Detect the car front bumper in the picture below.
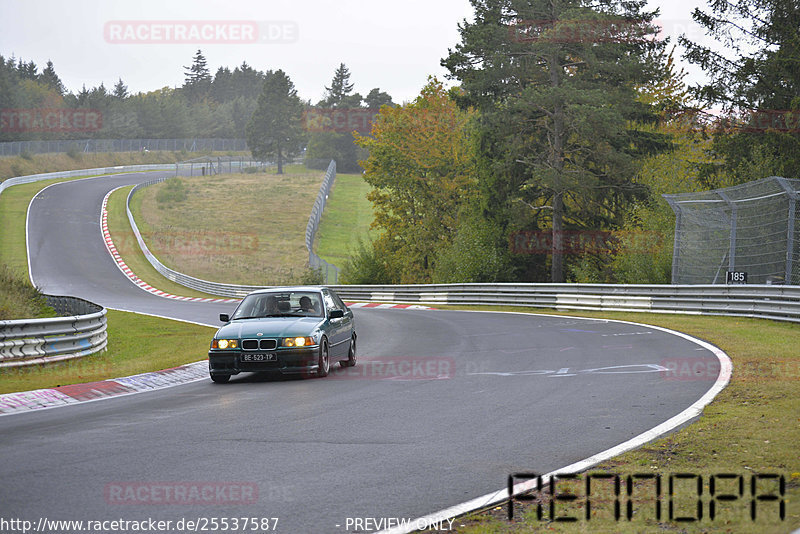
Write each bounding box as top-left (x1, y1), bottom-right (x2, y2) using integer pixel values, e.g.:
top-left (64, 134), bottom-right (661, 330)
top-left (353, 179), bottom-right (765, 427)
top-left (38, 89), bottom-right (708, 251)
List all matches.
top-left (208, 347), bottom-right (320, 376)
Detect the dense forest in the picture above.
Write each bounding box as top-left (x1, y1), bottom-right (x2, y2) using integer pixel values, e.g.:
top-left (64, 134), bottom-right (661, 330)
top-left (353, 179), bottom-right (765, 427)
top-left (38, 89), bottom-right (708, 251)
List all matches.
top-left (341, 0), bottom-right (800, 285)
top-left (2, 0), bottom-right (798, 285)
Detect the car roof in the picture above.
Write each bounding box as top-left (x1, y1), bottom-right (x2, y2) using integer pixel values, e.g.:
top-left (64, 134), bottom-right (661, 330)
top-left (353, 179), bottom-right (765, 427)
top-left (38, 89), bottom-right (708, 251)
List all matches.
top-left (245, 286), bottom-right (326, 296)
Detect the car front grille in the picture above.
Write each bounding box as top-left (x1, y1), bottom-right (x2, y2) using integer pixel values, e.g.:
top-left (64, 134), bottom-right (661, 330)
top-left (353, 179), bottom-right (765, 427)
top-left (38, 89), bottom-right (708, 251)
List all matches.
top-left (242, 339), bottom-right (278, 350)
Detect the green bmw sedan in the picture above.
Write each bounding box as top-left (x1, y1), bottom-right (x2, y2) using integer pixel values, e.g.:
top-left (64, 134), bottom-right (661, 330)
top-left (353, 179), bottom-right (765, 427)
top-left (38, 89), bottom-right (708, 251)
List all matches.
top-left (208, 286), bottom-right (356, 383)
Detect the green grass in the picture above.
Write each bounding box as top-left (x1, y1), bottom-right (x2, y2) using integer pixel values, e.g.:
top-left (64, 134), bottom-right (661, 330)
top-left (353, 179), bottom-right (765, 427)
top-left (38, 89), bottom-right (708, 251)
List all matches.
top-left (130, 164), bottom-right (322, 285)
top-left (0, 310), bottom-right (214, 394)
top-left (426, 306), bottom-right (800, 533)
top-left (0, 264), bottom-right (55, 320)
top-left (315, 172), bottom-right (375, 267)
top-left (0, 175), bottom-right (110, 279)
top-left (106, 186), bottom-right (222, 299)
top-left (0, 172), bottom-right (215, 393)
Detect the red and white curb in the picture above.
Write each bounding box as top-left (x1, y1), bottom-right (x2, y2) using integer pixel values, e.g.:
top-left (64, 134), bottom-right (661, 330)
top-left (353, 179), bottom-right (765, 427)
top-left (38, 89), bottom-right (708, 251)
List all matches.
top-left (0, 361), bottom-right (208, 417)
top-left (101, 188), bottom-right (239, 303)
top-left (100, 188), bottom-right (434, 310)
top-left (347, 302), bottom-right (432, 310)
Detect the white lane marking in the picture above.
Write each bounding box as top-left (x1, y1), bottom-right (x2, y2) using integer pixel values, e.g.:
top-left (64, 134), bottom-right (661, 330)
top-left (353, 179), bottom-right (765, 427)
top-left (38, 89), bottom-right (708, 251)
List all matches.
top-left (469, 363), bottom-right (669, 378)
top-left (100, 187), bottom-right (239, 304)
top-left (379, 311), bottom-right (733, 534)
top-left (551, 367), bottom-right (576, 377)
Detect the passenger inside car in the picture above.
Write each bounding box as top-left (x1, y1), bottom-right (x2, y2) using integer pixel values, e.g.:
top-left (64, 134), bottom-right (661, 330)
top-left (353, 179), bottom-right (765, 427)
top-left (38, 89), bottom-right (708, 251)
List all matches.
top-left (299, 295), bottom-right (317, 314)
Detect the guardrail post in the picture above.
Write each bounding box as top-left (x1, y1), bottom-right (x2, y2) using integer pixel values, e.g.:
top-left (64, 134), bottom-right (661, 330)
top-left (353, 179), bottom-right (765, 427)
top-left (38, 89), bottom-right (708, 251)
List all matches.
top-left (776, 177), bottom-right (798, 284)
top-left (718, 191), bottom-right (737, 275)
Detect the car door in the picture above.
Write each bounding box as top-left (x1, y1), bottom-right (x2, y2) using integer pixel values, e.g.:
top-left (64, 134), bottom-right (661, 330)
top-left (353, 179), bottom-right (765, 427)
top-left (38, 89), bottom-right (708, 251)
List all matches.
top-left (322, 289), bottom-right (347, 358)
top-left (329, 290), bottom-right (353, 358)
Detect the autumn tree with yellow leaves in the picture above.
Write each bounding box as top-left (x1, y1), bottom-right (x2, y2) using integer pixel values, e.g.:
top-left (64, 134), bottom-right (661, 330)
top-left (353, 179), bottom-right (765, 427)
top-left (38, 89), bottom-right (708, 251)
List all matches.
top-left (350, 79), bottom-right (477, 283)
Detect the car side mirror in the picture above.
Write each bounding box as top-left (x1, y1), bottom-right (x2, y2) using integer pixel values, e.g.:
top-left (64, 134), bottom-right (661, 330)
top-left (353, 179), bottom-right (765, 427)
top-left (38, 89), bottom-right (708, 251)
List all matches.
top-left (220, 314), bottom-right (230, 322)
top-left (329, 309), bottom-right (344, 319)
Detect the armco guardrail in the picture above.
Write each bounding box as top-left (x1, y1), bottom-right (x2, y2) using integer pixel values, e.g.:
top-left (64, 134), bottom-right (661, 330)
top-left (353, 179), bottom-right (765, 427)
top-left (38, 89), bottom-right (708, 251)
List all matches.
top-left (0, 163), bottom-right (179, 197)
top-left (305, 160), bottom-right (341, 284)
top-left (125, 159), bottom-right (340, 295)
top-left (0, 296), bottom-right (107, 368)
top-left (327, 283), bottom-right (800, 323)
top-left (126, 174), bottom-right (266, 299)
top-left (0, 160), bottom-right (264, 196)
top-left (0, 138), bottom-right (248, 157)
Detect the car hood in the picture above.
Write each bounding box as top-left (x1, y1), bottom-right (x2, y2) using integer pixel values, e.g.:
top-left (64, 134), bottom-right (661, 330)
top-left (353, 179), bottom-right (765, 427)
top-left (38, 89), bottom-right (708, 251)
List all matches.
top-left (216, 317), bottom-right (324, 339)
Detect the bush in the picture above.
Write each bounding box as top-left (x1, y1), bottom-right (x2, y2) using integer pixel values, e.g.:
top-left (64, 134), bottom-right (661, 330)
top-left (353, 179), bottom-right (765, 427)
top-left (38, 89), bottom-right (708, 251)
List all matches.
top-left (339, 238), bottom-right (391, 284)
top-left (432, 214), bottom-right (512, 283)
top-left (609, 200), bottom-right (674, 284)
top-left (156, 178), bottom-right (188, 206)
top-left (0, 264), bottom-right (54, 320)
top-left (66, 146), bottom-right (82, 160)
top-left (297, 267), bottom-right (323, 285)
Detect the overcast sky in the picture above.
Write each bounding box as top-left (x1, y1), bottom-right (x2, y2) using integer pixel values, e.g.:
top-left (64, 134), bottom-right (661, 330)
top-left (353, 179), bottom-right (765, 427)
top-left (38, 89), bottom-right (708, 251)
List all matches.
top-left (0, 0), bottom-right (718, 104)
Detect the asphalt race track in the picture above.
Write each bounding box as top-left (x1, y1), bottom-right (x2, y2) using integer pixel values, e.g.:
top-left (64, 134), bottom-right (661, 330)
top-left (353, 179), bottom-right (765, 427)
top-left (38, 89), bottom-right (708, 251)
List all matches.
top-left (0, 172), bottom-right (724, 533)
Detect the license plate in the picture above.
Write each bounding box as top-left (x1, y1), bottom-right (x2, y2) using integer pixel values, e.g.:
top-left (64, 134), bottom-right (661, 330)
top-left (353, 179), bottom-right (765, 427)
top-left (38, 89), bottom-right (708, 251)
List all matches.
top-left (242, 353), bottom-right (277, 362)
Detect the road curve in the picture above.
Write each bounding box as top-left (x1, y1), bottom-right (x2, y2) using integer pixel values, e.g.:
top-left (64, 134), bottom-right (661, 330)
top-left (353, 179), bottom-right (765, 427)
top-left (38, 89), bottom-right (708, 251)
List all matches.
top-left (0, 173), bottom-right (724, 533)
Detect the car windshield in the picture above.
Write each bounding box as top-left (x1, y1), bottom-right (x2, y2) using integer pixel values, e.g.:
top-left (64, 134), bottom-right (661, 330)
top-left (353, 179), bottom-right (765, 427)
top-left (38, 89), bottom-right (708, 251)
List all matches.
top-left (232, 291), bottom-right (323, 319)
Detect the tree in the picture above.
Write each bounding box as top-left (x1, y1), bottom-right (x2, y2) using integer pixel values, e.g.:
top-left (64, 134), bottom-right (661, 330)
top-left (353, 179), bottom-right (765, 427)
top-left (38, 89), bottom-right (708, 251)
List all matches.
top-left (39, 60), bottom-right (64, 96)
top-left (680, 0), bottom-right (800, 181)
top-left (76, 84), bottom-right (90, 107)
top-left (307, 63), bottom-right (363, 171)
top-left (113, 78), bottom-right (129, 99)
top-left (16, 59), bottom-right (37, 80)
top-left (246, 70), bottom-right (304, 174)
top-left (320, 63), bottom-right (356, 108)
top-left (182, 49), bottom-right (212, 102)
top-left (443, 0), bottom-right (669, 282)
top-left (365, 88), bottom-right (394, 109)
top-left (353, 79), bottom-right (477, 283)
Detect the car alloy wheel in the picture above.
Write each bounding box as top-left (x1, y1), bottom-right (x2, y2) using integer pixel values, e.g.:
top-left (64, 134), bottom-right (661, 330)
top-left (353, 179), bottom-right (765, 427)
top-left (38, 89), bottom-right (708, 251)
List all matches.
top-left (317, 339), bottom-right (330, 377)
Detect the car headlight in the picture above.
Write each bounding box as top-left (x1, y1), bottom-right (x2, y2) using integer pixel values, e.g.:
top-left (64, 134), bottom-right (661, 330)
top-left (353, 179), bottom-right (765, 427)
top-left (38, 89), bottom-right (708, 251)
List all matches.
top-left (283, 336), bottom-right (315, 347)
top-left (211, 339), bottom-right (238, 349)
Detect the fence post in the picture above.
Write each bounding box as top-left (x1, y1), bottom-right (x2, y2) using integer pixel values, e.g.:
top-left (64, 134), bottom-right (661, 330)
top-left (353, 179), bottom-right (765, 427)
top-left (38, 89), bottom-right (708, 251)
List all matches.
top-left (776, 177), bottom-right (798, 283)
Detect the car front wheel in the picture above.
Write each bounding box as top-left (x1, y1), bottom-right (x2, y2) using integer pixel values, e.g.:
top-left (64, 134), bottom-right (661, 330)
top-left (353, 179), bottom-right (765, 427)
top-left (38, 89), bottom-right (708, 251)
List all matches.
top-left (317, 338), bottom-right (330, 377)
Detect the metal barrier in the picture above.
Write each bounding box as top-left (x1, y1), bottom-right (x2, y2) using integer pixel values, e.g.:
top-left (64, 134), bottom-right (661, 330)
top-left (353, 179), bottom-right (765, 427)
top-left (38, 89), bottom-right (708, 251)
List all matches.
top-left (328, 283), bottom-right (800, 323)
top-left (124, 159), bottom-right (341, 293)
top-left (0, 160), bottom-right (264, 196)
top-left (0, 163), bottom-right (179, 195)
top-left (0, 296), bottom-right (107, 368)
top-left (125, 169), bottom-right (267, 298)
top-left (305, 160), bottom-right (341, 284)
top-left (0, 138), bottom-right (248, 157)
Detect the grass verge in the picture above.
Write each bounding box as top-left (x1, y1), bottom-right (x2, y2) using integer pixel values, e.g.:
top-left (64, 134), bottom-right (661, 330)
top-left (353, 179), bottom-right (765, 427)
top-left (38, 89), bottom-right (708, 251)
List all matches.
top-left (425, 305), bottom-right (799, 534)
top-left (106, 186), bottom-right (223, 299)
top-left (0, 175), bottom-right (113, 279)
top-left (0, 309), bottom-right (214, 394)
top-left (131, 164), bottom-right (321, 285)
top-left (0, 264), bottom-right (54, 320)
top-left (0, 170), bottom-right (215, 394)
top-left (315, 172), bottom-right (375, 268)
